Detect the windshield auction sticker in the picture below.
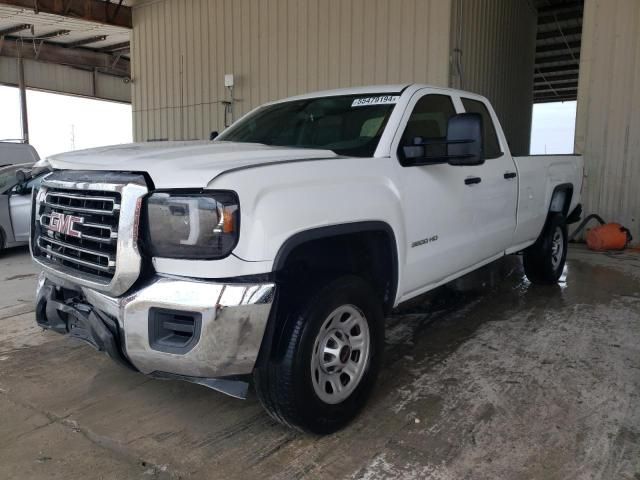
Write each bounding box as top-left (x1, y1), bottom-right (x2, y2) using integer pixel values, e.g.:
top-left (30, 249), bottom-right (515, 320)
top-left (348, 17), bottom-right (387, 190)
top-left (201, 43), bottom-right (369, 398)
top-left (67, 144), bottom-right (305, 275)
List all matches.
top-left (351, 95), bottom-right (400, 107)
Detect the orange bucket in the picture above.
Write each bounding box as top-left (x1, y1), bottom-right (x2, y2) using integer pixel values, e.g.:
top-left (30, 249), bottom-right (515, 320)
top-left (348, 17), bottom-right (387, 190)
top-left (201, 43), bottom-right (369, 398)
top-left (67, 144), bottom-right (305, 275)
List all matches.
top-left (586, 223), bottom-right (632, 251)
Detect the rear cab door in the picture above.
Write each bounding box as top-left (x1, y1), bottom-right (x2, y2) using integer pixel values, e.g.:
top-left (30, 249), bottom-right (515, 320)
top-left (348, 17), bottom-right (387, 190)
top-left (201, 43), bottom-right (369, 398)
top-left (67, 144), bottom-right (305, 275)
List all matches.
top-left (456, 93), bottom-right (518, 259)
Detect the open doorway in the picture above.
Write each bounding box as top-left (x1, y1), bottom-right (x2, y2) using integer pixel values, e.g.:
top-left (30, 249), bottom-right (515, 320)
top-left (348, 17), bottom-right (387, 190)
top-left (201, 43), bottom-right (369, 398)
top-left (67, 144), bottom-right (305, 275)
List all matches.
top-left (0, 85), bottom-right (132, 159)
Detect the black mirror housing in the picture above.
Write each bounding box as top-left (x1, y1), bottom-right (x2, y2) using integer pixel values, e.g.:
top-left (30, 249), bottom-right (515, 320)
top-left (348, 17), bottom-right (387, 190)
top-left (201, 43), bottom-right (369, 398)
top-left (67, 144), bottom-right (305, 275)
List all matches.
top-left (15, 169), bottom-right (28, 184)
top-left (399, 113), bottom-right (485, 167)
top-left (446, 113), bottom-right (484, 166)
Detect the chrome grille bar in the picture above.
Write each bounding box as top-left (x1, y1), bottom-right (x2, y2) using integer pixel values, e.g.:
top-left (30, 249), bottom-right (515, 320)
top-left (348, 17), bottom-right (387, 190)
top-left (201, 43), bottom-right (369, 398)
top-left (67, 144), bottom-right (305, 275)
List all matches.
top-left (41, 200), bottom-right (117, 216)
top-left (46, 191), bottom-right (120, 207)
top-left (37, 237), bottom-right (115, 273)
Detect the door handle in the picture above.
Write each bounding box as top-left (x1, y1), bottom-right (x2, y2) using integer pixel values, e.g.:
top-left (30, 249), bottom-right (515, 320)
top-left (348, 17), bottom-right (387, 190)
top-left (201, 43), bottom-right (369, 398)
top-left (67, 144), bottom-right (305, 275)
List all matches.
top-left (464, 176), bottom-right (482, 185)
top-left (504, 171), bottom-right (517, 179)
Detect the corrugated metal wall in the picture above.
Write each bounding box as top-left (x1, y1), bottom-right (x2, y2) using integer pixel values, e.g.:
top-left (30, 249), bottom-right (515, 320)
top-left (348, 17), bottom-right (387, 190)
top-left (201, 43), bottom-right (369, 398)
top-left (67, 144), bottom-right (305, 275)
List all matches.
top-left (0, 57), bottom-right (130, 103)
top-left (131, 0), bottom-right (452, 142)
top-left (450, 0), bottom-right (537, 155)
top-left (575, 0), bottom-right (640, 242)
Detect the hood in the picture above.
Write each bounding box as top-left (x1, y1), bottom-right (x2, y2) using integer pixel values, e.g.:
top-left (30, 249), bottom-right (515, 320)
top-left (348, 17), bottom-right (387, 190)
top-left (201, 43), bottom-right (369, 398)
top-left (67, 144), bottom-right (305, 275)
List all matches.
top-left (47, 141), bottom-right (339, 188)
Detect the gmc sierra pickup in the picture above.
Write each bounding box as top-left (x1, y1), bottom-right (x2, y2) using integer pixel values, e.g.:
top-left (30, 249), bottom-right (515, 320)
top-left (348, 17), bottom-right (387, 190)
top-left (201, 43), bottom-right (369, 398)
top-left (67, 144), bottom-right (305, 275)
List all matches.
top-left (30, 84), bottom-right (583, 433)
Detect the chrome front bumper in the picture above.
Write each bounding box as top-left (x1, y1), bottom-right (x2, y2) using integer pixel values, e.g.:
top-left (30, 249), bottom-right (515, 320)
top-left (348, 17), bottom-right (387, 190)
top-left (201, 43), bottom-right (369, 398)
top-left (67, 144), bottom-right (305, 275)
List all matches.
top-left (36, 272), bottom-right (276, 384)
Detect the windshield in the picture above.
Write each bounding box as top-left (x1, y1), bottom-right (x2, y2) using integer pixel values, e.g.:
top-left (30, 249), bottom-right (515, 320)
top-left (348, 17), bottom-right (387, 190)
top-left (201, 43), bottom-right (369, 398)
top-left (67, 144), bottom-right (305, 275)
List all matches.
top-left (217, 94), bottom-right (400, 157)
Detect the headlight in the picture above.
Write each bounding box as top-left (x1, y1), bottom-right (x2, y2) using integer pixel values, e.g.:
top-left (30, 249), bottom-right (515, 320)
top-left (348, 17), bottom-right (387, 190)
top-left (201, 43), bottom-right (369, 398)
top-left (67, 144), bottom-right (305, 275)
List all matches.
top-left (143, 191), bottom-right (239, 259)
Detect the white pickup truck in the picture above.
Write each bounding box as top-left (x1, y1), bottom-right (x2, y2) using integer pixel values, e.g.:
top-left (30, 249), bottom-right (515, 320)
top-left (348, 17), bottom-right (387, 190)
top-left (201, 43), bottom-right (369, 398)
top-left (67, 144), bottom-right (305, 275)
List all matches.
top-left (30, 84), bottom-right (583, 433)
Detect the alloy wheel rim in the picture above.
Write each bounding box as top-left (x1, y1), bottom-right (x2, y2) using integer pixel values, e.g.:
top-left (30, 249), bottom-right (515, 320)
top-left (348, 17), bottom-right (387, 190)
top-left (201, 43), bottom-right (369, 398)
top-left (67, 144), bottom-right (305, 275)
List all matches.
top-left (551, 226), bottom-right (564, 269)
top-left (311, 304), bottom-right (371, 404)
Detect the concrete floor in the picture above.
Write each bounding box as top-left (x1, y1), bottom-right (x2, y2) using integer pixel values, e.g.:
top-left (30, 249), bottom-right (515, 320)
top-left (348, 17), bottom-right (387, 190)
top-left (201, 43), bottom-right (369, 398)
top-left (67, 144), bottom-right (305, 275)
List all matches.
top-left (1, 246), bottom-right (639, 480)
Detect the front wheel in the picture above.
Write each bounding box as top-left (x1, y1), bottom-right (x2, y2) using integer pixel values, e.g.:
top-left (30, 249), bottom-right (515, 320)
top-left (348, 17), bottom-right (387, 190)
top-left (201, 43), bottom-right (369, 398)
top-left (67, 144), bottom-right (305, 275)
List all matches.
top-left (254, 275), bottom-right (384, 434)
top-left (523, 213), bottom-right (568, 284)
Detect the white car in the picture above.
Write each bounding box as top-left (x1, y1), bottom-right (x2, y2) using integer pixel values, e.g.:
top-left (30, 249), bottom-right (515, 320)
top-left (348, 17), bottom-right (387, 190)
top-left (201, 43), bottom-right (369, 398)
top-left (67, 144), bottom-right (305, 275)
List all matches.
top-left (31, 84), bottom-right (583, 433)
top-left (0, 163), bottom-right (47, 252)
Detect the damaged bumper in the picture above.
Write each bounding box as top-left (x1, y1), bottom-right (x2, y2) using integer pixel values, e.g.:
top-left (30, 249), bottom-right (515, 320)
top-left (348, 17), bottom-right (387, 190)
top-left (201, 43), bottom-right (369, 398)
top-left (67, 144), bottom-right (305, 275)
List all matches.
top-left (35, 272), bottom-right (276, 398)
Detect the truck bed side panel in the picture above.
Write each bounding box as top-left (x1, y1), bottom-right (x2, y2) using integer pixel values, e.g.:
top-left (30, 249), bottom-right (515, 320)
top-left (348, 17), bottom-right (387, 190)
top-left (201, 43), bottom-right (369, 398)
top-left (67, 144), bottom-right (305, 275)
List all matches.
top-left (512, 155), bottom-right (583, 248)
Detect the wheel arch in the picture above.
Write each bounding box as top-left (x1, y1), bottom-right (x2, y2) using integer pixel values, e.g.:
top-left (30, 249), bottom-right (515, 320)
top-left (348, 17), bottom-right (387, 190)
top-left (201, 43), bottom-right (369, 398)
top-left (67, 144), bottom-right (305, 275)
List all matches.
top-left (256, 221), bottom-right (399, 367)
top-left (273, 221), bottom-right (399, 312)
top-left (548, 183), bottom-right (574, 218)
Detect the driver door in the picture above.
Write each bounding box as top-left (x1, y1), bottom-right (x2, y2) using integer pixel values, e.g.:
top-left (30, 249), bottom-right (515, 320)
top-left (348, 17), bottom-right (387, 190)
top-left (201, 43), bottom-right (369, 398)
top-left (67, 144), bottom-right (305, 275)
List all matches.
top-left (394, 90), bottom-right (487, 299)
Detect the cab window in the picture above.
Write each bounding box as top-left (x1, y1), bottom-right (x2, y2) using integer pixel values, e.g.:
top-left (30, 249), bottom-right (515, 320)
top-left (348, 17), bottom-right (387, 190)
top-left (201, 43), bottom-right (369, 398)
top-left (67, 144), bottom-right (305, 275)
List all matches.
top-left (461, 98), bottom-right (502, 158)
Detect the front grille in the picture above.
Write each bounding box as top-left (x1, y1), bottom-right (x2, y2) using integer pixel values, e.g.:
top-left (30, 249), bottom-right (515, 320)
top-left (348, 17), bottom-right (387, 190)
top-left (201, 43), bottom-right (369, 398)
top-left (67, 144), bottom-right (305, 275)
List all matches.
top-left (31, 171), bottom-right (148, 296)
top-left (36, 188), bottom-right (121, 279)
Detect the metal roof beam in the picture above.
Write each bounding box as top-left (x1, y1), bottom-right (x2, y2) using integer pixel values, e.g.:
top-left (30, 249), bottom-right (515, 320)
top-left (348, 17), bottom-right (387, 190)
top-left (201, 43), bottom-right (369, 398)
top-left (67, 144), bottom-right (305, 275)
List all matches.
top-left (536, 40), bottom-right (581, 54)
top-left (535, 91), bottom-right (577, 97)
top-left (35, 29), bottom-right (71, 40)
top-left (535, 88), bottom-right (578, 96)
top-left (534, 96), bottom-right (577, 104)
top-left (100, 41), bottom-right (129, 52)
top-left (536, 52), bottom-right (581, 64)
top-left (534, 82), bottom-right (579, 92)
top-left (0, 0), bottom-right (132, 29)
top-left (537, 25), bottom-right (582, 41)
top-left (537, 2), bottom-right (583, 15)
top-left (0, 36), bottom-right (129, 77)
top-left (534, 73), bottom-right (579, 83)
top-left (539, 11), bottom-right (583, 26)
top-left (0, 24), bottom-right (32, 36)
top-left (535, 63), bottom-right (580, 75)
top-left (64, 35), bottom-right (107, 48)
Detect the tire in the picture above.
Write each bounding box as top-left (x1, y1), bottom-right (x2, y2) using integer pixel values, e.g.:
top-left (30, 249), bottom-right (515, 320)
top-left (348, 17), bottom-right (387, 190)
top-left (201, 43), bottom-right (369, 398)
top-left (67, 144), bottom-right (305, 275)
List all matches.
top-left (523, 213), bottom-right (568, 284)
top-left (254, 275), bottom-right (384, 434)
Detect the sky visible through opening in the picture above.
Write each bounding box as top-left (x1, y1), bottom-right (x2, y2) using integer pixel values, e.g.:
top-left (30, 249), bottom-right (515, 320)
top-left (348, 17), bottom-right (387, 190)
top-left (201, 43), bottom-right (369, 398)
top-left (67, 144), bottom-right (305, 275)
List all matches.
top-left (530, 101), bottom-right (577, 155)
top-left (1, 84), bottom-right (576, 159)
top-left (0, 85), bottom-right (132, 159)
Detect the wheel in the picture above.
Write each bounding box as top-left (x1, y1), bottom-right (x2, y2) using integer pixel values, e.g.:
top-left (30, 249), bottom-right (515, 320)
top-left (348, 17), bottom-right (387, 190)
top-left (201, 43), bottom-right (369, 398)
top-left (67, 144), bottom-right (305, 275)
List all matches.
top-left (523, 213), bottom-right (568, 284)
top-left (254, 275), bottom-right (384, 434)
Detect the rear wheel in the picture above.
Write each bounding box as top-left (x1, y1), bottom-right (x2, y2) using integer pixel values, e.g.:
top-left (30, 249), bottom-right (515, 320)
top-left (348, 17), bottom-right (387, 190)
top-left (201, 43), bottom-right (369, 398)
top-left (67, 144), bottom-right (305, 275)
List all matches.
top-left (254, 275), bottom-right (384, 434)
top-left (523, 213), bottom-right (567, 284)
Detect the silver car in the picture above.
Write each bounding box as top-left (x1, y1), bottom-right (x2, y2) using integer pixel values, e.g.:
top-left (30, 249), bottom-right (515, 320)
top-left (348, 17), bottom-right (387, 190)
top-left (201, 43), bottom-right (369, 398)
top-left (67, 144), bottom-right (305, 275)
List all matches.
top-left (0, 163), bottom-right (47, 252)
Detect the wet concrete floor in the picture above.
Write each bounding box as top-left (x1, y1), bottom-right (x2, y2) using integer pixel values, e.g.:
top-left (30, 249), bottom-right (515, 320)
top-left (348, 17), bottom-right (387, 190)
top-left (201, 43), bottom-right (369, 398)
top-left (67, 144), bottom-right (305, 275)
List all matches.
top-left (0, 246), bottom-right (639, 479)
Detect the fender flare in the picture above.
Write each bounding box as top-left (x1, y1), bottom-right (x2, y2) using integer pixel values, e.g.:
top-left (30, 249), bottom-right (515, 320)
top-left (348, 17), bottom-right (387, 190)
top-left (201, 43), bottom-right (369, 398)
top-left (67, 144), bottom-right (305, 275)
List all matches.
top-left (548, 183), bottom-right (574, 218)
top-left (273, 220), bottom-right (397, 268)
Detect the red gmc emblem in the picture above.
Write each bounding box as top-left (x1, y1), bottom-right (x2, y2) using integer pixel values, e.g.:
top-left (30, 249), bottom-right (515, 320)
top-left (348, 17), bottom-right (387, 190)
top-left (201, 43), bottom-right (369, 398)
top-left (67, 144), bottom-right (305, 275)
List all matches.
top-left (47, 212), bottom-right (84, 238)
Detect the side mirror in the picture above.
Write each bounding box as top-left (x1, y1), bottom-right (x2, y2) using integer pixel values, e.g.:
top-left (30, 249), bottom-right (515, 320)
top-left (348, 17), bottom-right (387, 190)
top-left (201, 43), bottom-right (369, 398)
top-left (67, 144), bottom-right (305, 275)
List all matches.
top-left (13, 169), bottom-right (31, 195)
top-left (446, 113), bottom-right (484, 166)
top-left (209, 131), bottom-right (219, 141)
top-left (15, 169), bottom-right (28, 184)
top-left (400, 113), bottom-right (484, 166)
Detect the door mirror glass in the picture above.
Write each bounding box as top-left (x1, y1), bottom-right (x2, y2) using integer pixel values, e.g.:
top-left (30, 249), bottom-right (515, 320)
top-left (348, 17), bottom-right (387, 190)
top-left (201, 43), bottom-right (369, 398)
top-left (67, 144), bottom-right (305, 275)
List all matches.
top-left (401, 113), bottom-right (484, 166)
top-left (446, 113), bottom-right (484, 166)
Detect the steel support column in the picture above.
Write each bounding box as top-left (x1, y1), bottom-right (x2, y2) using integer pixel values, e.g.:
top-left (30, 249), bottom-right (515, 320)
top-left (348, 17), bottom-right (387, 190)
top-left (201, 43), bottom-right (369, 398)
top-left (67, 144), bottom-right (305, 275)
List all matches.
top-left (17, 56), bottom-right (29, 144)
